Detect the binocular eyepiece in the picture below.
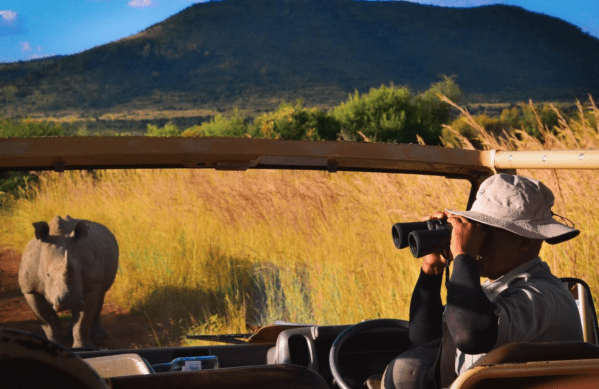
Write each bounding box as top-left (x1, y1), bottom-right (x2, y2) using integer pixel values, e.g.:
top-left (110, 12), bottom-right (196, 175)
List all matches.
top-left (392, 220), bottom-right (452, 258)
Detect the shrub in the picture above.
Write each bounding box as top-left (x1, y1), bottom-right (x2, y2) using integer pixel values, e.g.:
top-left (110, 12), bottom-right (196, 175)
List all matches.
top-left (0, 171), bottom-right (39, 199)
top-left (414, 75), bottom-right (463, 144)
top-left (182, 109), bottom-right (249, 138)
top-left (146, 122), bottom-right (181, 137)
top-left (499, 103), bottom-right (561, 140)
top-left (251, 100), bottom-right (341, 141)
top-left (332, 76), bottom-right (462, 144)
top-left (0, 117), bottom-right (66, 201)
top-left (332, 84), bottom-right (415, 143)
top-left (0, 117), bottom-right (66, 138)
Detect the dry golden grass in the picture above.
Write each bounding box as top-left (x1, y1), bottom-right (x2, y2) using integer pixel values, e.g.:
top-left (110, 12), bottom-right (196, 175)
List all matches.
top-left (1, 97), bottom-right (598, 345)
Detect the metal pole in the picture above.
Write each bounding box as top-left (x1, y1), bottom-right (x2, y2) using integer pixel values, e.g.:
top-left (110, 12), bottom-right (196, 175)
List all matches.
top-left (493, 150), bottom-right (599, 170)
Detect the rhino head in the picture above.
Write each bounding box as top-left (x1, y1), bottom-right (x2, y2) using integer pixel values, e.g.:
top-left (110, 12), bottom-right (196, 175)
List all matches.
top-left (34, 221), bottom-right (87, 312)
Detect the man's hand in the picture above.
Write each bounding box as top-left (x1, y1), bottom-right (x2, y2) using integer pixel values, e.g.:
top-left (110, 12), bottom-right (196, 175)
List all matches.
top-left (446, 215), bottom-right (487, 259)
top-left (420, 211), bottom-right (451, 276)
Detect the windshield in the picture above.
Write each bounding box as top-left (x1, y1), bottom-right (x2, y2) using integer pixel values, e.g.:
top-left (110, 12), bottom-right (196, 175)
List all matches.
top-left (1, 169), bottom-right (470, 349)
top-left (1, 0), bottom-right (599, 353)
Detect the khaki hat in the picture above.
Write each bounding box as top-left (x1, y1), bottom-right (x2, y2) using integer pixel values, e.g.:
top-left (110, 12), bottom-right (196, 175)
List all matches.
top-left (446, 173), bottom-right (579, 244)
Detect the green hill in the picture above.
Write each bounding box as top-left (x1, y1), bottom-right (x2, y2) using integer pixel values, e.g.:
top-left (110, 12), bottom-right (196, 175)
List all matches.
top-left (1, 0), bottom-right (598, 115)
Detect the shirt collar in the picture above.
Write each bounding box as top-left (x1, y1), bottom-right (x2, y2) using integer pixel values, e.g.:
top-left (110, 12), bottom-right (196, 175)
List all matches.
top-left (482, 257), bottom-right (543, 300)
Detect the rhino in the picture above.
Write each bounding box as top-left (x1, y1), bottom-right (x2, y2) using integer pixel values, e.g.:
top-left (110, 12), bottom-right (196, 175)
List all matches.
top-left (18, 215), bottom-right (119, 348)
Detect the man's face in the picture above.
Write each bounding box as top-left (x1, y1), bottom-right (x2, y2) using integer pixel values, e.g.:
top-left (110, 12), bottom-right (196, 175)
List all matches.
top-left (475, 225), bottom-right (523, 279)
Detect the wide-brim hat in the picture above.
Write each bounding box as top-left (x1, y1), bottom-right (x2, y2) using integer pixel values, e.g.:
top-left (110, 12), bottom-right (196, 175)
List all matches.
top-left (446, 173), bottom-right (579, 244)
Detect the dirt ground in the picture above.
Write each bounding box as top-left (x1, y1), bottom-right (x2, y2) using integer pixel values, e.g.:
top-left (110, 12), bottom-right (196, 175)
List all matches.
top-left (0, 247), bottom-right (164, 350)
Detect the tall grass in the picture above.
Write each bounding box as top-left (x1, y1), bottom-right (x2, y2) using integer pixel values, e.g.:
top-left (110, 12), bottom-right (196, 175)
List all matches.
top-left (0, 169), bottom-right (468, 343)
top-left (1, 97), bottom-right (598, 346)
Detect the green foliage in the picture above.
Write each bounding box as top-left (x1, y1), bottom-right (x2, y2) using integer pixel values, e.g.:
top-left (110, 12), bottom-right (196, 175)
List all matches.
top-left (0, 117), bottom-right (66, 138)
top-left (250, 100), bottom-right (341, 141)
top-left (0, 172), bottom-right (39, 207)
top-left (414, 75), bottom-right (464, 144)
top-left (443, 102), bottom-right (566, 148)
top-left (146, 122), bottom-right (182, 137)
top-left (0, 117), bottom-right (66, 201)
top-left (332, 84), bottom-right (413, 142)
top-left (332, 76), bottom-right (462, 144)
top-left (499, 103), bottom-right (560, 139)
top-left (182, 108), bottom-right (249, 138)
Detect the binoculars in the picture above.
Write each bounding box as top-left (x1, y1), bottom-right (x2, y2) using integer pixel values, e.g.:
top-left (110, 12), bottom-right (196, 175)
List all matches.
top-left (392, 220), bottom-right (452, 258)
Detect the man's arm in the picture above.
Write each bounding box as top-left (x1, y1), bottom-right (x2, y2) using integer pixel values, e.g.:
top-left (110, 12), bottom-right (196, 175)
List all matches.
top-left (446, 254), bottom-right (498, 354)
top-left (409, 269), bottom-right (444, 345)
top-left (408, 211), bottom-right (450, 346)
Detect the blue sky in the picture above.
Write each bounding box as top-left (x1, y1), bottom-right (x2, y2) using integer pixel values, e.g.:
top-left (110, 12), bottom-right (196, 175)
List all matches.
top-left (1, 0), bottom-right (598, 63)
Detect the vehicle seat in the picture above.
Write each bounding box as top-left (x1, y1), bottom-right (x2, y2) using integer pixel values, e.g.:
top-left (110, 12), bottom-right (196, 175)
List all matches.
top-left (470, 341), bottom-right (599, 366)
top-left (449, 341), bottom-right (599, 389)
top-left (447, 278), bottom-right (599, 389)
top-left (561, 277), bottom-right (599, 345)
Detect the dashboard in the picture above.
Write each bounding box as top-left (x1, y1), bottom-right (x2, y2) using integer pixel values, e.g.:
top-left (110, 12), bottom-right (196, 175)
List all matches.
top-left (267, 321), bottom-right (411, 386)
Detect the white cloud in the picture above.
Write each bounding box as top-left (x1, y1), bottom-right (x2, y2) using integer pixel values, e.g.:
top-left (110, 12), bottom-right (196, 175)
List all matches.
top-left (128, 0), bottom-right (158, 8)
top-left (20, 41), bottom-right (32, 53)
top-left (29, 53), bottom-right (53, 60)
top-left (0, 10), bottom-right (17, 25)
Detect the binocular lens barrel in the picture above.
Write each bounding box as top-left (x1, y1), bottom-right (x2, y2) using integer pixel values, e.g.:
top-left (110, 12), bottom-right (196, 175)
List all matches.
top-left (408, 229), bottom-right (451, 258)
top-left (391, 221), bottom-right (430, 249)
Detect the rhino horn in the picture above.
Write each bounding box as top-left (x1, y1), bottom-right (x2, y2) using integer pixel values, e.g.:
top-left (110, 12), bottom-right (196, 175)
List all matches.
top-left (33, 222), bottom-right (50, 241)
top-left (72, 221), bottom-right (88, 241)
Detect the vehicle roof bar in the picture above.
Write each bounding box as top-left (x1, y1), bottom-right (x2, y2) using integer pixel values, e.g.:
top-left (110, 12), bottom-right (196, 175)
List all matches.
top-left (1, 138), bottom-right (597, 177)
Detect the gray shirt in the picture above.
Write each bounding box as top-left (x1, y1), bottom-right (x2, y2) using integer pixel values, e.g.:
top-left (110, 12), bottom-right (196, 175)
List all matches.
top-left (455, 257), bottom-right (584, 375)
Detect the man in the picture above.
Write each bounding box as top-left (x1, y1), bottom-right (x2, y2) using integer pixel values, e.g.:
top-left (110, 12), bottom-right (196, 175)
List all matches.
top-left (382, 173), bottom-right (583, 389)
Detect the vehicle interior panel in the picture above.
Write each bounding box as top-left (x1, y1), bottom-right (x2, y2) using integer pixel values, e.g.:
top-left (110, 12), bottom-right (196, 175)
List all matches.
top-left (76, 343), bottom-right (275, 367)
top-left (106, 364), bottom-right (330, 389)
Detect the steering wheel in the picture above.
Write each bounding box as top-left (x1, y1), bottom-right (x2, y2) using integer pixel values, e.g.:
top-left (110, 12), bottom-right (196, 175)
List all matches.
top-left (329, 319), bottom-right (409, 389)
top-left (0, 328), bottom-right (109, 389)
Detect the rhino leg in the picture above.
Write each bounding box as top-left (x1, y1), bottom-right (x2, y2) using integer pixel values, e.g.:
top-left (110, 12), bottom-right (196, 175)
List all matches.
top-left (90, 292), bottom-right (107, 341)
top-left (22, 292), bottom-right (62, 344)
top-left (72, 290), bottom-right (103, 348)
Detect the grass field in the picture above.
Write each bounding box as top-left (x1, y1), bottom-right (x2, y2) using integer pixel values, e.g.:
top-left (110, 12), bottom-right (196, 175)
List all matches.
top-left (1, 98), bottom-right (598, 346)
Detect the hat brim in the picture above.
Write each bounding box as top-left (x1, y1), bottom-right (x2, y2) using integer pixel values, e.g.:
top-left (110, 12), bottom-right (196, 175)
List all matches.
top-left (445, 209), bottom-right (580, 244)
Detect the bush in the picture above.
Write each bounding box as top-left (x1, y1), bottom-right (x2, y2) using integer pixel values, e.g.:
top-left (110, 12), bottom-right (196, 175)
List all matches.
top-left (146, 122), bottom-right (181, 137)
top-left (182, 109), bottom-right (249, 138)
top-left (0, 171), bottom-right (39, 198)
top-left (332, 84), bottom-right (415, 143)
top-left (0, 117), bottom-right (66, 201)
top-left (0, 117), bottom-right (66, 138)
top-left (250, 100), bottom-right (341, 141)
top-left (443, 101), bottom-right (570, 148)
top-left (414, 75), bottom-right (463, 144)
top-left (499, 103), bottom-right (561, 140)
top-left (332, 76), bottom-right (462, 144)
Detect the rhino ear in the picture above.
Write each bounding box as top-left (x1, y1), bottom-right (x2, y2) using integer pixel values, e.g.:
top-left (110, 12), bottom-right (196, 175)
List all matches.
top-left (33, 222), bottom-right (50, 241)
top-left (72, 222), bottom-right (88, 241)
top-left (65, 215), bottom-right (72, 221)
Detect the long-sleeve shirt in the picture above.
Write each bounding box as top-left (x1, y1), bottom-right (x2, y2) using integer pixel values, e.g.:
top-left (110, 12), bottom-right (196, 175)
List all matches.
top-left (408, 255), bottom-right (584, 375)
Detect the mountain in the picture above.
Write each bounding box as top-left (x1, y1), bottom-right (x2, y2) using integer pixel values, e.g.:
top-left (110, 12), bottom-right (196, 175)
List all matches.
top-left (1, 0), bottom-right (599, 115)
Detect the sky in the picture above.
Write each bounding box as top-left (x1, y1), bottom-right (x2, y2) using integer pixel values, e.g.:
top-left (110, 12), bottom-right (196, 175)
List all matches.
top-left (1, 0), bottom-right (598, 64)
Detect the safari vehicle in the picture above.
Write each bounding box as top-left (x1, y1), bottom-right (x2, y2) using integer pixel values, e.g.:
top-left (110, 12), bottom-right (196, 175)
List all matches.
top-left (1, 136), bottom-right (599, 389)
